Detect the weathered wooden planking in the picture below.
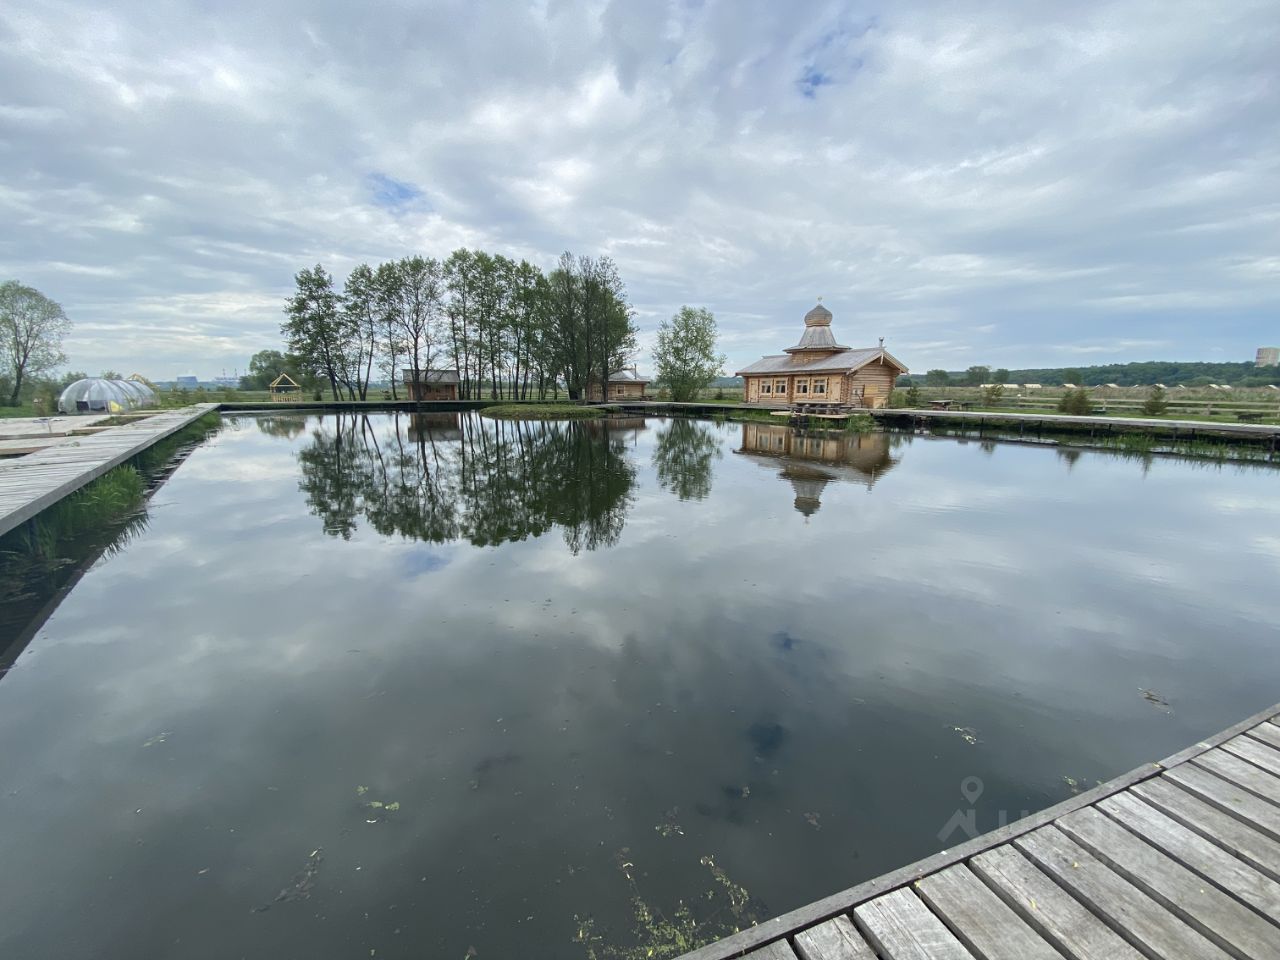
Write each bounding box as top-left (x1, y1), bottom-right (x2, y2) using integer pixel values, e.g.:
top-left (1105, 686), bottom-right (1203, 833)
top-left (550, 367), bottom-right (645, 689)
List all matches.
top-left (1193, 748), bottom-right (1280, 805)
top-left (969, 845), bottom-right (1144, 960)
top-left (1015, 825), bottom-right (1232, 959)
top-left (791, 915), bottom-right (876, 960)
top-left (1164, 764), bottom-right (1280, 842)
top-left (1056, 805), bottom-right (1278, 958)
top-left (913, 864), bottom-right (1063, 959)
top-left (1222, 735), bottom-right (1280, 779)
top-left (1131, 777), bottom-right (1280, 882)
top-left (674, 702), bottom-right (1280, 960)
top-left (747, 941), bottom-right (801, 960)
top-left (0, 405), bottom-right (217, 537)
top-left (853, 888), bottom-right (976, 960)
top-left (1098, 791), bottom-right (1280, 923)
top-left (1247, 722), bottom-right (1280, 752)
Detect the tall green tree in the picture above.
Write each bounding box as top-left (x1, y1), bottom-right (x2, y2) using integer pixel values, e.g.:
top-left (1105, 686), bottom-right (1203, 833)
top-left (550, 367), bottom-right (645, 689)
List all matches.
top-left (282, 265), bottom-right (348, 400)
top-left (0, 281), bottom-right (72, 406)
top-left (243, 350), bottom-right (289, 389)
top-left (965, 365), bottom-right (990, 386)
top-left (925, 369), bottom-right (951, 387)
top-left (444, 249), bottom-right (478, 398)
top-left (654, 306), bottom-right (726, 402)
top-left (342, 263), bottom-right (380, 400)
top-left (396, 256), bottom-right (445, 397)
top-left (373, 261), bottom-right (405, 399)
top-left (544, 253), bottom-right (635, 400)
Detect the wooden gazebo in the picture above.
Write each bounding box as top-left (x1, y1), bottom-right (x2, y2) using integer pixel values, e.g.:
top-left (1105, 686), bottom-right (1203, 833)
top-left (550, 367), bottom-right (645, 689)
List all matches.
top-left (269, 373), bottom-right (301, 401)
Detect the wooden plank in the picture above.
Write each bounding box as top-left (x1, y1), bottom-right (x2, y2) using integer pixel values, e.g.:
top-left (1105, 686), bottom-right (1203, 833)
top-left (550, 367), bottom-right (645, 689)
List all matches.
top-left (1098, 791), bottom-right (1280, 923)
top-left (672, 702), bottom-right (1280, 960)
top-left (1194, 748), bottom-right (1280, 805)
top-left (746, 941), bottom-right (800, 960)
top-left (1133, 777), bottom-right (1280, 882)
top-left (1158, 701), bottom-right (1280, 769)
top-left (853, 888), bottom-right (976, 960)
top-left (1223, 735), bottom-right (1280, 779)
top-left (673, 762), bottom-right (1166, 960)
top-left (792, 915), bottom-right (876, 960)
top-left (1015, 825), bottom-right (1232, 959)
top-left (970, 845), bottom-right (1144, 960)
top-left (1247, 722), bottom-right (1280, 752)
top-left (1165, 764), bottom-right (1280, 842)
top-left (0, 405), bottom-right (217, 537)
top-left (913, 864), bottom-right (1063, 959)
top-left (1056, 806), bottom-right (1278, 958)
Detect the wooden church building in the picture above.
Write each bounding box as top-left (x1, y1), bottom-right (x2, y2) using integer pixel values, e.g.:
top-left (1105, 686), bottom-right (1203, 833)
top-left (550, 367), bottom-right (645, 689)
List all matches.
top-left (736, 302), bottom-right (907, 408)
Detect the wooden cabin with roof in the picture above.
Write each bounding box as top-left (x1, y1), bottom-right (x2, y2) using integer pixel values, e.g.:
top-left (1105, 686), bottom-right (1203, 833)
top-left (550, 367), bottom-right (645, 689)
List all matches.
top-left (736, 302), bottom-right (907, 409)
top-left (403, 369), bottom-right (461, 401)
top-left (586, 366), bottom-right (651, 402)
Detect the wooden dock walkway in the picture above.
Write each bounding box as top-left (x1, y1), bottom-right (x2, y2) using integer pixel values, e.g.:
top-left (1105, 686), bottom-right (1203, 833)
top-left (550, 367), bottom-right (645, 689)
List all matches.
top-left (0, 404), bottom-right (217, 538)
top-left (875, 407), bottom-right (1280, 442)
top-left (679, 701), bottom-right (1280, 960)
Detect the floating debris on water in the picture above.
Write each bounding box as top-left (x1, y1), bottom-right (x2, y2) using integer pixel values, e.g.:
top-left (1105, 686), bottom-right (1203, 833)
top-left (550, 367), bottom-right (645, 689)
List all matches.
top-left (1061, 776), bottom-right (1103, 795)
top-left (803, 812), bottom-right (821, 830)
top-left (654, 807), bottom-right (684, 838)
top-left (356, 787), bottom-right (401, 822)
top-left (1140, 688), bottom-right (1171, 709)
top-left (952, 726), bottom-right (980, 745)
top-left (253, 847), bottom-right (323, 912)
top-left (142, 732), bottom-right (171, 748)
top-left (573, 849), bottom-right (760, 959)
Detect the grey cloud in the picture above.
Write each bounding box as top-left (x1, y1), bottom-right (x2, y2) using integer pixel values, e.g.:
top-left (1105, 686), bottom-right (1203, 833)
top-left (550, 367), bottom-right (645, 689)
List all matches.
top-left (0, 0), bottom-right (1276, 376)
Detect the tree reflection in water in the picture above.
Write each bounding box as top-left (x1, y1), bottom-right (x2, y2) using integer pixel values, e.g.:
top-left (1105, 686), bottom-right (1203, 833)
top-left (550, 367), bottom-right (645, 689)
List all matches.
top-left (651, 419), bottom-right (722, 501)
top-left (293, 412), bottom-right (637, 554)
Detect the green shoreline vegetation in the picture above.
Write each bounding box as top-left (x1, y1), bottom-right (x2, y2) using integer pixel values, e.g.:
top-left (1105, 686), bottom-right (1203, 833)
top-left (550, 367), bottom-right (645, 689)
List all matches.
top-left (480, 404), bottom-right (604, 420)
top-left (0, 411), bottom-right (222, 646)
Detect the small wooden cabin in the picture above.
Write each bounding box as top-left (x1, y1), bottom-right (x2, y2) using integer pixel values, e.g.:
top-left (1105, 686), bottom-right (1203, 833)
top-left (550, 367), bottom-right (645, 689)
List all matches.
top-left (586, 367), bottom-right (650, 402)
top-left (736, 303), bottom-right (907, 409)
top-left (403, 369), bottom-right (461, 401)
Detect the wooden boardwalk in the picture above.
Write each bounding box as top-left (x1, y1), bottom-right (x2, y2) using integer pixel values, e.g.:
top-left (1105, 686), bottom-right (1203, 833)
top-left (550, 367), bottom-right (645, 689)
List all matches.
top-left (679, 701), bottom-right (1280, 960)
top-left (0, 404), bottom-right (217, 538)
top-left (876, 407), bottom-right (1280, 441)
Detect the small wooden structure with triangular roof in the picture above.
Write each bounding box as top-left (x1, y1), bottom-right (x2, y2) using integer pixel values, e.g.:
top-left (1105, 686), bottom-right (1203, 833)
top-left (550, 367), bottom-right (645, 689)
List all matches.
top-left (269, 373), bottom-right (301, 401)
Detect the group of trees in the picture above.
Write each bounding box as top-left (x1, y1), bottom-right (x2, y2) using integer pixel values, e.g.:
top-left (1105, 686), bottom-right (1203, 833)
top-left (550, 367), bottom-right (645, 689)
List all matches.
top-left (281, 250), bottom-right (639, 402)
top-left (1, 281), bottom-right (72, 406)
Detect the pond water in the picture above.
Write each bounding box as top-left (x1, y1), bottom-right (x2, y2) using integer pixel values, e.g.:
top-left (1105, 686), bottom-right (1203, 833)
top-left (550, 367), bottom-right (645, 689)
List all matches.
top-left (1, 412), bottom-right (1277, 959)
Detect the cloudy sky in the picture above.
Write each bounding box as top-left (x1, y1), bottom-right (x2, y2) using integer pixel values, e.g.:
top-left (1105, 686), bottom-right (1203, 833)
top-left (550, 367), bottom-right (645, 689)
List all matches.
top-left (2, 0), bottom-right (1277, 378)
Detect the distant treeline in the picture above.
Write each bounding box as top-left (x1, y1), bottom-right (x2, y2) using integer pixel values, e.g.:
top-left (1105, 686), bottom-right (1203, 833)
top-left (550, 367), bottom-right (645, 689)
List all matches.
top-left (901, 361), bottom-right (1280, 388)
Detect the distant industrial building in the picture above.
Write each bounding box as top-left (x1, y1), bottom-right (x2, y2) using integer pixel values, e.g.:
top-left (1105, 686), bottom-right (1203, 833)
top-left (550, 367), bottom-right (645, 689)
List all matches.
top-left (176, 374), bottom-right (199, 390)
top-left (1258, 347), bottom-right (1280, 368)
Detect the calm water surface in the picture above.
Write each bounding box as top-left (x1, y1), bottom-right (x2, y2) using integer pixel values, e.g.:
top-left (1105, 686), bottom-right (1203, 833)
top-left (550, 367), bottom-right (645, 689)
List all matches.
top-left (1, 412), bottom-right (1277, 959)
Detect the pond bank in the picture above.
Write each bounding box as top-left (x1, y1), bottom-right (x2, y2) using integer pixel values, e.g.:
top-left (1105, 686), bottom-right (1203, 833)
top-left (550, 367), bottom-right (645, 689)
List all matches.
top-left (0, 404), bottom-right (221, 538)
top-left (601, 401), bottom-right (1280, 463)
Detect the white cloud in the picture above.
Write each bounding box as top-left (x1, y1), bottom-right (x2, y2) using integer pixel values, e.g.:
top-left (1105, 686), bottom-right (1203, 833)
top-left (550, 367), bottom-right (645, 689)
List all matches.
top-left (0, 0), bottom-right (1276, 376)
